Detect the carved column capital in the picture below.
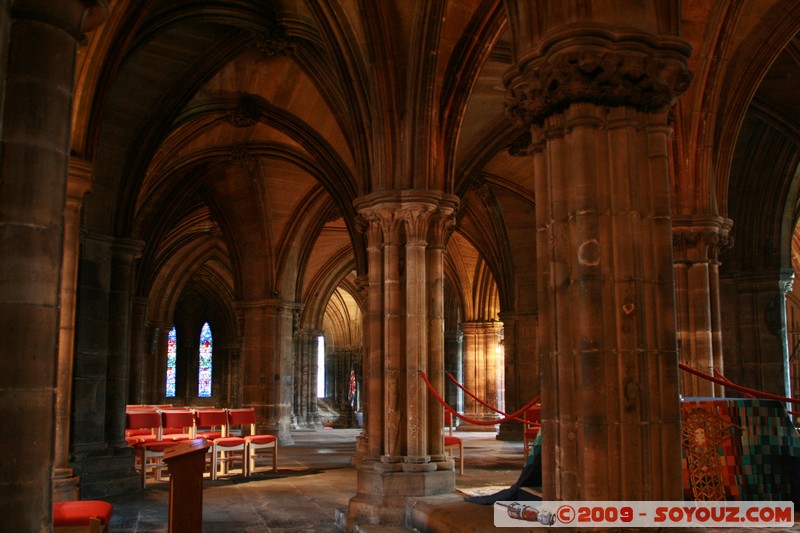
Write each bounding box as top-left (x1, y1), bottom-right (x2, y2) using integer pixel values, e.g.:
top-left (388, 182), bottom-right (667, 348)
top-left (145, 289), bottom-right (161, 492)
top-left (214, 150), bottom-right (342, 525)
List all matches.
top-left (504, 28), bottom-right (691, 129)
top-left (672, 216), bottom-right (733, 263)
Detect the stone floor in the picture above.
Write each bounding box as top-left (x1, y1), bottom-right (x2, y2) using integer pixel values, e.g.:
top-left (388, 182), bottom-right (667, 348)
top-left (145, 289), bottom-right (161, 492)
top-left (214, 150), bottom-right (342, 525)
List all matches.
top-left (106, 428), bottom-right (800, 532)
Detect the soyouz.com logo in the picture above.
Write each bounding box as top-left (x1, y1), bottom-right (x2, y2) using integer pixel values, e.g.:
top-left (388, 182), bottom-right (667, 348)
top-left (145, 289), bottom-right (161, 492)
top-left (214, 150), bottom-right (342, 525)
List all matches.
top-left (493, 501), bottom-right (795, 528)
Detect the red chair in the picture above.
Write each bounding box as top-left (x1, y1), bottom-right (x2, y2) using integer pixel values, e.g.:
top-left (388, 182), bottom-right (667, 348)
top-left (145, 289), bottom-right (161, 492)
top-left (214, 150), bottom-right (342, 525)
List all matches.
top-left (53, 500), bottom-right (113, 533)
top-left (227, 408), bottom-right (278, 475)
top-left (124, 408), bottom-right (159, 445)
top-left (160, 409), bottom-right (196, 441)
top-left (523, 405), bottom-right (541, 459)
top-left (193, 407), bottom-right (224, 440)
top-left (125, 410), bottom-right (178, 487)
top-left (195, 409), bottom-right (245, 479)
top-left (444, 410), bottom-right (464, 475)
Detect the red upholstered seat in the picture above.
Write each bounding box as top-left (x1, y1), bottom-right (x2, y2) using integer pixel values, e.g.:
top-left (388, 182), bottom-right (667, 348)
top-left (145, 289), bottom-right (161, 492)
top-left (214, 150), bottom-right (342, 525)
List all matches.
top-left (54, 500), bottom-right (113, 533)
top-left (246, 434), bottom-right (276, 445)
top-left (213, 436), bottom-right (245, 447)
top-left (53, 500), bottom-right (113, 526)
top-left (444, 435), bottom-right (461, 447)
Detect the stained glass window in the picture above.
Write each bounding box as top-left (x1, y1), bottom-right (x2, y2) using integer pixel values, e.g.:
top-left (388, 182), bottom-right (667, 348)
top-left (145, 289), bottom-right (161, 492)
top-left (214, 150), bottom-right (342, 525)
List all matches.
top-left (166, 327), bottom-right (177, 397)
top-left (198, 322), bottom-right (213, 397)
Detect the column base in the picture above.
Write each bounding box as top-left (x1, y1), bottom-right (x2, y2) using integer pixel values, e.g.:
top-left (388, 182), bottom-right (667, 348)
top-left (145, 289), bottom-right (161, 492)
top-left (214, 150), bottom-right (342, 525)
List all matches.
top-left (496, 421), bottom-right (524, 441)
top-left (456, 422), bottom-right (498, 432)
top-left (52, 468), bottom-right (80, 502)
top-left (346, 465), bottom-right (455, 530)
top-left (70, 445), bottom-right (139, 499)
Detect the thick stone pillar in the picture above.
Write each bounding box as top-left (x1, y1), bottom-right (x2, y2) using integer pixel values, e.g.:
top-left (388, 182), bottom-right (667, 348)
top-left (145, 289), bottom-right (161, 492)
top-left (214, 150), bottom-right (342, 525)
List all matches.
top-left (497, 311), bottom-right (538, 441)
top-left (504, 2), bottom-right (691, 500)
top-left (71, 233), bottom-right (139, 498)
top-left (238, 298), bottom-right (293, 444)
top-left (53, 158), bottom-right (92, 502)
top-left (106, 238), bottom-right (144, 446)
top-left (347, 191), bottom-right (457, 528)
top-left (672, 215), bottom-right (733, 397)
top-left (724, 269), bottom-right (794, 397)
top-left (0, 1), bottom-right (107, 527)
top-left (460, 321), bottom-right (503, 429)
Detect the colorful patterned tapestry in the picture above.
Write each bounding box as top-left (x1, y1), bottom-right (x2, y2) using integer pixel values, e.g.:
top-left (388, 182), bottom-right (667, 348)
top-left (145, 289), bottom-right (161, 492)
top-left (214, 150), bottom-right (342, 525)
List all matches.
top-left (680, 398), bottom-right (800, 502)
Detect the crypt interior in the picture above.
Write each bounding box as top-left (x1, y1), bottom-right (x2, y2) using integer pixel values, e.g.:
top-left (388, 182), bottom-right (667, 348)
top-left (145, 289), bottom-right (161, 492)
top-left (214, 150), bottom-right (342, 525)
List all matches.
top-left (4, 0), bottom-right (800, 530)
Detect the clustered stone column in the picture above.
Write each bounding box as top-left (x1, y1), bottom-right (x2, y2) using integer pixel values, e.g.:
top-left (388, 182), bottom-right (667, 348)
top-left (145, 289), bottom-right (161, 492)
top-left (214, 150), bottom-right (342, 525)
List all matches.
top-left (723, 269), bottom-right (794, 397)
top-left (672, 215), bottom-right (732, 397)
top-left (348, 191), bottom-right (457, 527)
top-left (460, 320), bottom-right (504, 427)
top-left (503, 8), bottom-right (692, 499)
top-left (293, 328), bottom-right (323, 429)
top-left (0, 1), bottom-right (107, 528)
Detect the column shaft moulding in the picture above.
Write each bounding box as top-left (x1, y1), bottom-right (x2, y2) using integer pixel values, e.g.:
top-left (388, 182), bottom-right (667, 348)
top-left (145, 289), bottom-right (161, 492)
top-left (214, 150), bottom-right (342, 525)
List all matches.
top-left (503, 0), bottom-right (692, 501)
top-left (348, 191), bottom-right (457, 528)
top-left (672, 215), bottom-right (732, 397)
top-left (53, 158), bottom-right (93, 502)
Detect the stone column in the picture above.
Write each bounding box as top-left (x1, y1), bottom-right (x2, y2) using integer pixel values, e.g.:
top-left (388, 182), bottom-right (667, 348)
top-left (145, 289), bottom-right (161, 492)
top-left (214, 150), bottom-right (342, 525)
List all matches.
top-left (672, 215), bottom-right (733, 397)
top-left (725, 269), bottom-right (794, 397)
top-left (426, 205), bottom-right (456, 461)
top-left (503, 3), bottom-right (691, 500)
top-left (497, 311), bottom-right (539, 441)
top-left (293, 328), bottom-right (322, 429)
top-left (460, 321), bottom-right (503, 428)
top-left (53, 158), bottom-right (92, 502)
top-left (151, 322), bottom-right (170, 402)
top-left (129, 297), bottom-right (150, 405)
top-left (348, 191), bottom-right (458, 528)
top-left (0, 1), bottom-right (107, 527)
top-left (444, 329), bottom-right (463, 413)
top-left (106, 238), bottom-right (144, 446)
top-left (238, 298), bottom-right (293, 443)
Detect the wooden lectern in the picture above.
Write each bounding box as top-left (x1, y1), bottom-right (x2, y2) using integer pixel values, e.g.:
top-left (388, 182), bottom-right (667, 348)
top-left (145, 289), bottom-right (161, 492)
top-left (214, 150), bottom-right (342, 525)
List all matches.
top-left (163, 438), bottom-right (210, 533)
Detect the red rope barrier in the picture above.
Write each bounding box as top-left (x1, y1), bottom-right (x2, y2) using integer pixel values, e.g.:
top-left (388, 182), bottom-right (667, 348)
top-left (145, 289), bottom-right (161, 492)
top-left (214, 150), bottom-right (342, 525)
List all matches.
top-left (679, 363), bottom-right (800, 406)
top-left (420, 371), bottom-right (539, 426)
top-left (712, 369), bottom-right (755, 399)
top-left (446, 372), bottom-right (541, 420)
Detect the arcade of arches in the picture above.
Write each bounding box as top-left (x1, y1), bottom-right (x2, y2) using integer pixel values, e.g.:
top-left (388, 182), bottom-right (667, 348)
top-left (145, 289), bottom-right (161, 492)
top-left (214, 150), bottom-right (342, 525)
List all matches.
top-left (4, 0), bottom-right (800, 530)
